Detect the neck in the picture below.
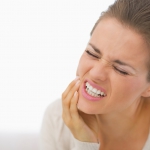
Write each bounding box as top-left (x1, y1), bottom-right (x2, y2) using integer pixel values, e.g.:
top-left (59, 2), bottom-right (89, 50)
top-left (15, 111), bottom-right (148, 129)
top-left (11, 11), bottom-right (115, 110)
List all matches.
top-left (96, 98), bottom-right (148, 142)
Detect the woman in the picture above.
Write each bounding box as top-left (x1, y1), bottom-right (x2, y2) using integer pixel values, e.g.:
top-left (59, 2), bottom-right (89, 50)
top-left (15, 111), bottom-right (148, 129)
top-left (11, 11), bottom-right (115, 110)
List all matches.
top-left (40, 0), bottom-right (150, 149)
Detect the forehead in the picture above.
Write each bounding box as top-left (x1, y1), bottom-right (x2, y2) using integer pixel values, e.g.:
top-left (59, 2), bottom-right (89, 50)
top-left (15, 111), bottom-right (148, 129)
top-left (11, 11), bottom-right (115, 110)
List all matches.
top-left (90, 18), bottom-right (149, 71)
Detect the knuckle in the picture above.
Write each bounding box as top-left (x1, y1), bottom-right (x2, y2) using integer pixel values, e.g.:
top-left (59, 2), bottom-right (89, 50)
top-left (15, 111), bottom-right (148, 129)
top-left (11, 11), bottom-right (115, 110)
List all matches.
top-left (70, 108), bottom-right (76, 114)
top-left (66, 122), bottom-right (72, 127)
top-left (69, 81), bottom-right (74, 87)
top-left (62, 92), bottom-right (65, 99)
top-left (63, 118), bottom-right (72, 127)
top-left (62, 88), bottom-right (70, 98)
top-left (63, 99), bottom-right (70, 105)
top-left (69, 80), bottom-right (76, 88)
top-left (62, 113), bottom-right (72, 127)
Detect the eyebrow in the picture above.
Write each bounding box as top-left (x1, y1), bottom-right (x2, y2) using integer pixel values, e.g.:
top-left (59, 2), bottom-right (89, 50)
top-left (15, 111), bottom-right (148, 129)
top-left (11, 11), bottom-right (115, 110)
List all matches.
top-left (88, 43), bottom-right (136, 71)
top-left (113, 60), bottom-right (136, 71)
top-left (89, 43), bottom-right (101, 54)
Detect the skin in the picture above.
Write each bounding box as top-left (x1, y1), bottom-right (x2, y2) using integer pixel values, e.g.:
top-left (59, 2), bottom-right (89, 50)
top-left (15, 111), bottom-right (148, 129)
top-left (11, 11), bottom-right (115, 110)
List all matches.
top-left (62, 18), bottom-right (150, 150)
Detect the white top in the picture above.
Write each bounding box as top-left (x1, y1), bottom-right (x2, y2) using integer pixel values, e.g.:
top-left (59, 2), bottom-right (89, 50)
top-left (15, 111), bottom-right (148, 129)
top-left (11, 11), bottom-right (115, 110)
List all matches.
top-left (40, 99), bottom-right (150, 150)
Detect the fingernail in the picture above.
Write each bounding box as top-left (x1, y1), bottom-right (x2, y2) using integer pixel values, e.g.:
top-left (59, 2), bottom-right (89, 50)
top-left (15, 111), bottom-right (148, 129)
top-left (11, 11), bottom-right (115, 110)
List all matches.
top-left (75, 80), bottom-right (80, 85)
top-left (75, 76), bottom-right (79, 80)
top-left (74, 91), bottom-right (77, 96)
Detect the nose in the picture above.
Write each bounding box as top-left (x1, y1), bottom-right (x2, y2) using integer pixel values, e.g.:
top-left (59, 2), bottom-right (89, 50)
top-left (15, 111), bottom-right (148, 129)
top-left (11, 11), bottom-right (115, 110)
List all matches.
top-left (89, 58), bottom-right (110, 81)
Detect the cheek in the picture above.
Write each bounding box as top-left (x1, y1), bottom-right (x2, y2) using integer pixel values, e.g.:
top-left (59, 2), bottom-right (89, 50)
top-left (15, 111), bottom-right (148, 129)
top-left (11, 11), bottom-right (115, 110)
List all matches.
top-left (114, 77), bottom-right (145, 99)
top-left (125, 79), bottom-right (145, 94)
top-left (129, 81), bottom-right (149, 99)
top-left (76, 55), bottom-right (93, 77)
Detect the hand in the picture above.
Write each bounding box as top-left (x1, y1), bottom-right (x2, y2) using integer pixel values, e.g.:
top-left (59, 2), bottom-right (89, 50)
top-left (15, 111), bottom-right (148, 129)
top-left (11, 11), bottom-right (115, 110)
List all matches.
top-left (62, 77), bottom-right (99, 143)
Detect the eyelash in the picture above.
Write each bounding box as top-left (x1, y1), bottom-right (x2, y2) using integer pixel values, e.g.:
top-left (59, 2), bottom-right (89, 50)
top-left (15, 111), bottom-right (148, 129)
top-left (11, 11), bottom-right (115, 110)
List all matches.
top-left (85, 50), bottom-right (129, 75)
top-left (113, 66), bottom-right (129, 75)
top-left (86, 50), bottom-right (99, 59)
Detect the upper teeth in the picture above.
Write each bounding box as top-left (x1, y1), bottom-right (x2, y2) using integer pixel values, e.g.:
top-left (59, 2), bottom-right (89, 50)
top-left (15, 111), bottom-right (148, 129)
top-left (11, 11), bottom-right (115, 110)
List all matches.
top-left (86, 82), bottom-right (106, 96)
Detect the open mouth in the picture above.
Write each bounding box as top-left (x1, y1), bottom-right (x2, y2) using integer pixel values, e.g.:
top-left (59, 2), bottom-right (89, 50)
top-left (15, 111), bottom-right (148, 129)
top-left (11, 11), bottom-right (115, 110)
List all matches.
top-left (85, 81), bottom-right (107, 98)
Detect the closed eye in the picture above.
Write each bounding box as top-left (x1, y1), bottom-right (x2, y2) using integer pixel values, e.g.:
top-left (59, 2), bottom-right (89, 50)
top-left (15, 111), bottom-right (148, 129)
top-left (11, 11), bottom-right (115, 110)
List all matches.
top-left (86, 50), bottom-right (129, 76)
top-left (113, 66), bottom-right (129, 75)
top-left (86, 50), bottom-right (99, 59)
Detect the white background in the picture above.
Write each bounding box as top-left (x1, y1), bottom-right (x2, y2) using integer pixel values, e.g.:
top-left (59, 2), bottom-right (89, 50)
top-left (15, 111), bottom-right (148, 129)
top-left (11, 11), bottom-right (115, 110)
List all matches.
top-left (0, 0), bottom-right (115, 133)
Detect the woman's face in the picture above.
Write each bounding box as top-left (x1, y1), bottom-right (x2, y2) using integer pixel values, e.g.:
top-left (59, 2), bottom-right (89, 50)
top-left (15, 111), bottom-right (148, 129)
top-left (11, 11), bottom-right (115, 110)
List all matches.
top-left (76, 18), bottom-right (150, 115)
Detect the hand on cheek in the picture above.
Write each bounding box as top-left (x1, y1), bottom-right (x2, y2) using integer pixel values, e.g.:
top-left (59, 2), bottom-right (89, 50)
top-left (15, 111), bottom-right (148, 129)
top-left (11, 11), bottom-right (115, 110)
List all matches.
top-left (62, 77), bottom-right (98, 143)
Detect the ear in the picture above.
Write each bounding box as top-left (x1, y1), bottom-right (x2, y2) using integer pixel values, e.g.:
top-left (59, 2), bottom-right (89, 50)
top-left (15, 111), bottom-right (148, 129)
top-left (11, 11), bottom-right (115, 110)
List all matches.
top-left (142, 85), bottom-right (150, 97)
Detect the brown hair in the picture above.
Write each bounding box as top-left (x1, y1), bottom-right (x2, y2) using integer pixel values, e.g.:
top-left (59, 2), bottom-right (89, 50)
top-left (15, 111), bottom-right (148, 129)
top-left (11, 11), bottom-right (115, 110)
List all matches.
top-left (91, 0), bottom-right (150, 81)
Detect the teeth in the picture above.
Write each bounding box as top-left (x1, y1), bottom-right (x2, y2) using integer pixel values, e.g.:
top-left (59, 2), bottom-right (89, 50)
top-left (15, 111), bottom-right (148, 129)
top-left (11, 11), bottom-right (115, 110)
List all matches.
top-left (89, 86), bottom-right (93, 91)
top-left (85, 82), bottom-right (106, 97)
top-left (92, 88), bottom-right (97, 93)
top-left (96, 90), bottom-right (101, 95)
top-left (101, 92), bottom-right (104, 96)
top-left (94, 93), bottom-right (98, 97)
top-left (86, 82), bottom-right (88, 86)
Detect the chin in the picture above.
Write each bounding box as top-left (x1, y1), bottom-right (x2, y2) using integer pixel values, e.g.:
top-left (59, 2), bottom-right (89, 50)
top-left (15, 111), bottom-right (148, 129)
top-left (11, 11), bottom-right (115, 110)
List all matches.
top-left (77, 97), bottom-right (100, 114)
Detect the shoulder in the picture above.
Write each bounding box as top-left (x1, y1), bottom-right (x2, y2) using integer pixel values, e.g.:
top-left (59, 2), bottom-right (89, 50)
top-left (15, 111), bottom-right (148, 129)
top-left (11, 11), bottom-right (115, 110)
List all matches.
top-left (40, 99), bottom-right (75, 149)
top-left (40, 99), bottom-right (65, 139)
top-left (42, 99), bottom-right (63, 127)
top-left (45, 99), bottom-right (62, 117)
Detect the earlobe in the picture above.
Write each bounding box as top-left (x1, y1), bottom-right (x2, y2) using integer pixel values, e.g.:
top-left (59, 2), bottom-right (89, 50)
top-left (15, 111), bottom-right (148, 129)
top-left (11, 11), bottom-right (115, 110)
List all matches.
top-left (142, 86), bottom-right (150, 97)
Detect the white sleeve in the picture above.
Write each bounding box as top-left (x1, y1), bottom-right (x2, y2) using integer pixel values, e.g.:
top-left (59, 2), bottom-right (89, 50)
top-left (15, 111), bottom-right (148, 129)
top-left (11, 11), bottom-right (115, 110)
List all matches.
top-left (72, 138), bottom-right (100, 150)
top-left (40, 99), bottom-right (100, 150)
top-left (40, 99), bottom-right (75, 150)
top-left (40, 103), bottom-right (57, 150)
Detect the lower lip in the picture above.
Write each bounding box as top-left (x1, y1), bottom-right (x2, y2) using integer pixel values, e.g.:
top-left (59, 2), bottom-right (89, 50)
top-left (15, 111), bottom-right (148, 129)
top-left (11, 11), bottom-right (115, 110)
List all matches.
top-left (81, 83), bottom-right (104, 101)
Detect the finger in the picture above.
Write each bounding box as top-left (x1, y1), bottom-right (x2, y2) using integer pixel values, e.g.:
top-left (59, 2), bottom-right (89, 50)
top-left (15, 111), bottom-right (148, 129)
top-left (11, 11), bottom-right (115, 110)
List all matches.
top-left (63, 79), bottom-right (80, 106)
top-left (62, 76), bottom-right (79, 99)
top-left (62, 80), bottom-right (80, 117)
top-left (70, 91), bottom-right (80, 120)
top-left (62, 78), bottom-right (80, 125)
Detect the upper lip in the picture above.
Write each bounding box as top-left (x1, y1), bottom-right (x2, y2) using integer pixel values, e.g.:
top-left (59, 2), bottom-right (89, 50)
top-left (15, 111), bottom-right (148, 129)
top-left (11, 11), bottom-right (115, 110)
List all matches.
top-left (85, 79), bottom-right (107, 94)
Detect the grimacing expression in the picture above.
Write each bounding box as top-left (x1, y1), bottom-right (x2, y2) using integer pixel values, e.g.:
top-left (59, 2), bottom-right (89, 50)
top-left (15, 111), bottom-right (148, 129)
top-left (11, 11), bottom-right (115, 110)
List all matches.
top-left (76, 18), bottom-right (150, 115)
